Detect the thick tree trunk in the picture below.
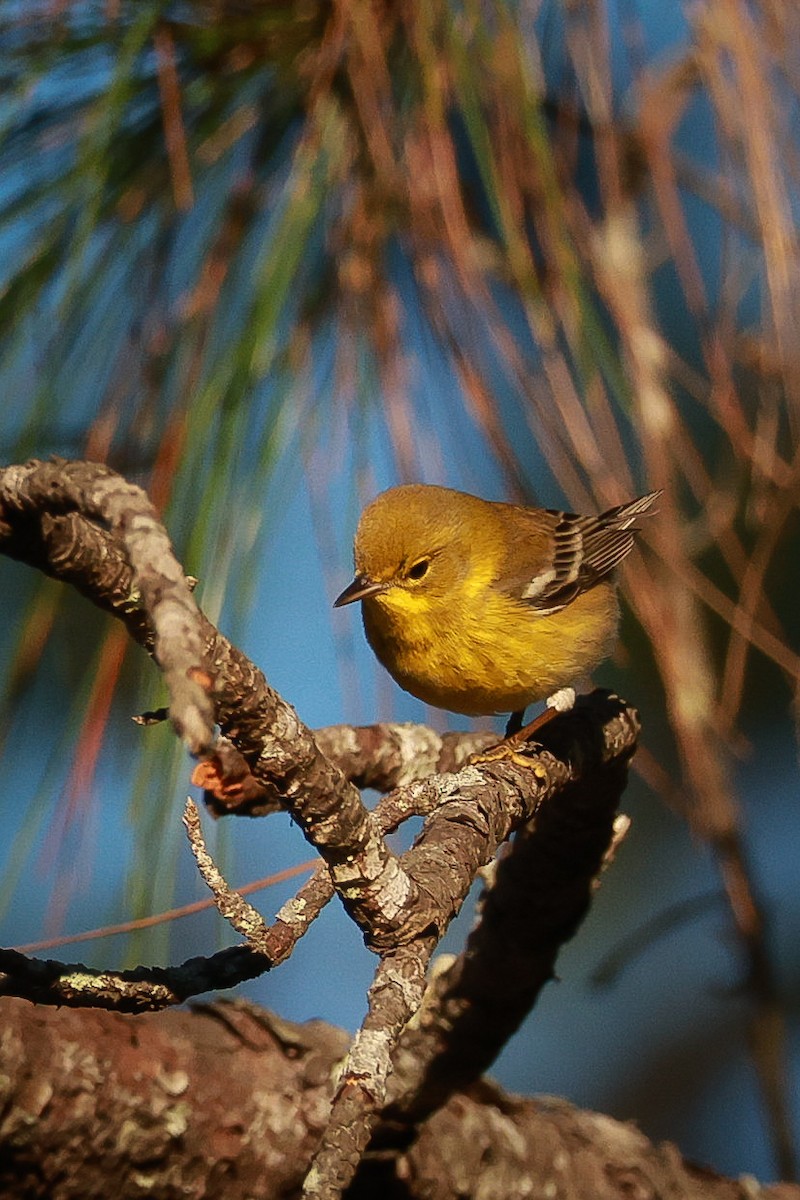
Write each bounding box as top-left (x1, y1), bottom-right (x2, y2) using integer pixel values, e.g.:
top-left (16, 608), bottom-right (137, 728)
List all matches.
top-left (1, 995), bottom-right (796, 1200)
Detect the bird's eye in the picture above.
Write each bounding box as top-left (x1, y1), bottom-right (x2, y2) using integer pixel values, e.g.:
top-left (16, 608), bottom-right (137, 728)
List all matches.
top-left (407, 558), bottom-right (431, 581)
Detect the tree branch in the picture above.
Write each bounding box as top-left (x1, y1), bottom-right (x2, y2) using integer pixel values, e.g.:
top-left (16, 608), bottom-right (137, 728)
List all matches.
top-left (0, 996), bottom-right (795, 1200)
top-left (303, 693), bottom-right (641, 1198)
top-left (0, 458), bottom-right (420, 948)
top-left (199, 725), bottom-right (497, 817)
top-left (386, 714), bottom-right (635, 1128)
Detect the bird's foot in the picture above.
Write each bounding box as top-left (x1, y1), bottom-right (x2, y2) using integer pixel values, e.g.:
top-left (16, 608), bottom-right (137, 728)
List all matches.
top-left (468, 688), bottom-right (577, 770)
top-left (468, 741), bottom-right (546, 771)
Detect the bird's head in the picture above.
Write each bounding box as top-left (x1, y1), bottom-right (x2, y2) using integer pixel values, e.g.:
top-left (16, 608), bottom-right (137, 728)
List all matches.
top-left (334, 484), bottom-right (479, 617)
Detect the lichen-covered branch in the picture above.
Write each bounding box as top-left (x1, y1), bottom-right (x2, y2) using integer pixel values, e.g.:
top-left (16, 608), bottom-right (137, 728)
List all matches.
top-left (182, 799), bottom-right (274, 952)
top-left (0, 458), bottom-right (419, 948)
top-left (200, 725), bottom-right (497, 817)
top-left (2, 721), bottom-right (495, 1008)
top-left (303, 940), bottom-right (437, 1200)
top-left (0, 944), bottom-right (267, 1012)
top-left (0, 996), bottom-right (795, 1200)
top-left (302, 693), bottom-right (641, 1199)
top-left (0, 743), bottom-right (463, 1011)
top-left (0, 850), bottom-right (336, 1012)
top-left (386, 730), bottom-right (635, 1126)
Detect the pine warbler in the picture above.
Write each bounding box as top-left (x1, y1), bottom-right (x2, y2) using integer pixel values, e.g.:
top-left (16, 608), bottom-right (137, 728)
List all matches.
top-left (334, 485), bottom-right (658, 727)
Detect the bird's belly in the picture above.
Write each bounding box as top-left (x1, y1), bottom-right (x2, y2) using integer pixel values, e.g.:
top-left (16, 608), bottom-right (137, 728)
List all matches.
top-left (363, 586), bottom-right (619, 716)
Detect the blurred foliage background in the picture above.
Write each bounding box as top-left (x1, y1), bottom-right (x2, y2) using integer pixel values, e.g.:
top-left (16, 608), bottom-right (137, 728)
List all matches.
top-left (1, 0), bottom-right (799, 1183)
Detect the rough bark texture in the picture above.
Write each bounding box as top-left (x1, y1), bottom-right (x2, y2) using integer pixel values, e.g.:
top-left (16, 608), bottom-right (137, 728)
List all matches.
top-left (0, 996), bottom-right (795, 1200)
top-left (201, 726), bottom-right (498, 818)
top-left (385, 747), bottom-right (632, 1128)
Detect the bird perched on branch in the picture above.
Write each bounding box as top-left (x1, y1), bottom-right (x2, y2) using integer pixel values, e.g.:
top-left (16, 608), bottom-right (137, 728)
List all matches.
top-left (335, 484), bottom-right (658, 738)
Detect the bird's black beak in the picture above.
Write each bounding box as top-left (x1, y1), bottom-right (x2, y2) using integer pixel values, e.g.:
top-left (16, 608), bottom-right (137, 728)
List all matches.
top-left (334, 575), bottom-right (386, 607)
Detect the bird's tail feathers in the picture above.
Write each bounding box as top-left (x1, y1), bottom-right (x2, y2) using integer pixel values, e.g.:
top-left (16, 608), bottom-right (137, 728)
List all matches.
top-left (603, 490), bottom-right (662, 530)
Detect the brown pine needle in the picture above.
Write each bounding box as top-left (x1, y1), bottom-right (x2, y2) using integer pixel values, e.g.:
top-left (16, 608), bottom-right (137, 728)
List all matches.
top-left (13, 858), bottom-right (316, 955)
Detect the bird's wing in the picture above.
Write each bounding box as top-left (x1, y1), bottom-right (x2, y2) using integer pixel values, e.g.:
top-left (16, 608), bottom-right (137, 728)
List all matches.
top-left (515, 491), bottom-right (660, 616)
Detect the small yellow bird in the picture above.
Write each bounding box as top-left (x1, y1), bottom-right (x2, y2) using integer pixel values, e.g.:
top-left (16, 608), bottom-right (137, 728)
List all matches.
top-left (335, 485), bottom-right (658, 734)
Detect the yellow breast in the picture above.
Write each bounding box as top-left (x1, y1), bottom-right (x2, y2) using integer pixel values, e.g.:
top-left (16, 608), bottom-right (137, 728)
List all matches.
top-left (362, 581), bottom-right (618, 716)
